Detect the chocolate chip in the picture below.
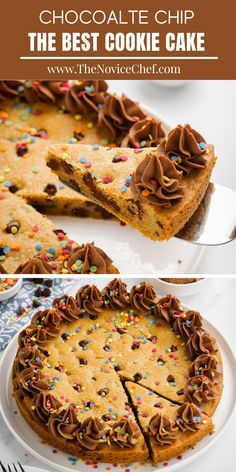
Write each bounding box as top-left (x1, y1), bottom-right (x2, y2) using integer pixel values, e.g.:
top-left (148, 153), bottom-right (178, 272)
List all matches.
top-left (112, 155), bottom-right (122, 163)
top-left (177, 388), bottom-right (184, 396)
top-left (116, 327), bottom-right (127, 334)
top-left (61, 332), bottom-right (69, 340)
top-left (98, 388), bottom-right (109, 396)
top-left (79, 358), bottom-right (87, 365)
top-left (8, 184), bottom-right (19, 194)
top-left (54, 229), bottom-right (66, 236)
top-left (89, 314), bottom-right (98, 320)
top-left (103, 345), bottom-right (111, 352)
top-left (79, 340), bottom-right (88, 348)
top-left (102, 414), bottom-right (111, 422)
top-left (148, 336), bottom-right (157, 343)
top-left (44, 183), bottom-right (57, 196)
top-left (36, 129), bottom-right (48, 139)
top-left (84, 401), bottom-right (92, 408)
top-left (133, 372), bottom-right (142, 382)
top-left (34, 287), bottom-right (43, 298)
top-left (157, 358), bottom-right (165, 366)
top-left (154, 402), bottom-right (162, 408)
top-left (16, 306), bottom-right (25, 316)
top-left (32, 299), bottom-right (41, 308)
top-left (5, 220), bottom-right (21, 234)
top-left (74, 131), bottom-right (85, 141)
top-left (16, 145), bottom-right (28, 157)
top-left (42, 288), bottom-right (51, 297)
top-left (114, 364), bottom-right (121, 372)
top-left (170, 344), bottom-right (178, 352)
top-left (167, 375), bottom-right (175, 383)
top-left (73, 383), bottom-right (82, 392)
top-left (43, 279), bottom-right (53, 287)
top-left (131, 342), bottom-right (140, 350)
top-left (55, 365), bottom-right (64, 372)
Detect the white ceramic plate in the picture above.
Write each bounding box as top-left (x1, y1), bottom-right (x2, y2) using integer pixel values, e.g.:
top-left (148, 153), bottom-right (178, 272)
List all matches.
top-left (47, 104), bottom-right (205, 275)
top-left (0, 296), bottom-right (235, 472)
top-left (25, 467), bottom-right (51, 472)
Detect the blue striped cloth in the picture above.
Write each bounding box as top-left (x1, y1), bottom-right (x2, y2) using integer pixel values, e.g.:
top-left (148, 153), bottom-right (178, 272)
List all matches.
top-left (0, 278), bottom-right (77, 351)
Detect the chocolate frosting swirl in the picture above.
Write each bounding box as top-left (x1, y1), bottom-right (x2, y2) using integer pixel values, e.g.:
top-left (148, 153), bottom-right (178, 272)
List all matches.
top-left (121, 117), bottom-right (165, 148)
top-left (184, 375), bottom-right (215, 405)
top-left (48, 406), bottom-right (79, 441)
top-left (176, 402), bottom-right (203, 432)
top-left (102, 278), bottom-right (130, 310)
top-left (154, 295), bottom-right (183, 323)
top-left (17, 367), bottom-right (49, 396)
top-left (15, 257), bottom-right (53, 274)
top-left (31, 309), bottom-right (62, 337)
top-left (76, 284), bottom-right (104, 317)
top-left (67, 242), bottom-right (113, 274)
top-left (189, 354), bottom-right (221, 383)
top-left (186, 329), bottom-right (218, 358)
top-left (52, 294), bottom-right (80, 321)
top-left (23, 80), bottom-right (65, 104)
top-left (130, 282), bottom-right (157, 313)
top-left (98, 94), bottom-right (146, 141)
top-left (110, 418), bottom-right (140, 448)
top-left (163, 124), bottom-right (207, 174)
top-left (0, 80), bottom-right (23, 100)
top-left (13, 346), bottom-right (46, 378)
top-left (149, 413), bottom-right (177, 445)
top-left (31, 392), bottom-right (62, 422)
top-left (130, 152), bottom-right (183, 207)
top-left (65, 80), bottom-right (108, 115)
top-left (173, 310), bottom-right (203, 340)
top-left (19, 325), bottom-right (48, 348)
top-left (76, 417), bottom-right (108, 450)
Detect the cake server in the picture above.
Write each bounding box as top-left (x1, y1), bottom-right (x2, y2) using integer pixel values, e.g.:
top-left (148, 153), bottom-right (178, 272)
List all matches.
top-left (176, 183), bottom-right (236, 245)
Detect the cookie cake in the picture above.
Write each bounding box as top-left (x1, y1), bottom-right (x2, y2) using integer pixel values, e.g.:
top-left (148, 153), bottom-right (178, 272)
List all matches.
top-left (12, 280), bottom-right (223, 464)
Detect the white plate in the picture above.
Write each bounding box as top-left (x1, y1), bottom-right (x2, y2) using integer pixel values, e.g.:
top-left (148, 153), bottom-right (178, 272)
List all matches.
top-left (25, 467), bottom-right (51, 472)
top-left (0, 297), bottom-right (235, 472)
top-left (48, 103), bottom-right (205, 275)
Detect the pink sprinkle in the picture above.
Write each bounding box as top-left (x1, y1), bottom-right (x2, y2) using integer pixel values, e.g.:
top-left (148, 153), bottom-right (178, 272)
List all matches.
top-left (120, 221), bottom-right (126, 226)
top-left (41, 254), bottom-right (49, 261)
top-left (57, 232), bottom-right (65, 240)
top-left (169, 353), bottom-right (174, 358)
top-left (65, 398), bottom-right (69, 403)
top-left (32, 225), bottom-right (39, 232)
top-left (142, 412), bottom-right (148, 418)
top-left (85, 161), bottom-right (92, 168)
top-left (113, 395), bottom-right (117, 400)
top-left (121, 155), bottom-right (128, 161)
top-left (177, 455), bottom-right (183, 460)
top-left (60, 395), bottom-right (65, 399)
top-left (155, 381), bottom-right (160, 385)
top-left (0, 194), bottom-right (5, 200)
top-left (152, 348), bottom-right (157, 352)
top-left (103, 176), bottom-right (112, 184)
top-left (159, 404), bottom-right (164, 409)
top-left (137, 400), bottom-right (142, 405)
top-left (150, 179), bottom-right (157, 185)
top-left (51, 263), bottom-right (57, 270)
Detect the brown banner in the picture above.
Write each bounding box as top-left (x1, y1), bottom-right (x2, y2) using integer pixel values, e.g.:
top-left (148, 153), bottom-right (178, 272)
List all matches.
top-left (0, 0), bottom-right (235, 79)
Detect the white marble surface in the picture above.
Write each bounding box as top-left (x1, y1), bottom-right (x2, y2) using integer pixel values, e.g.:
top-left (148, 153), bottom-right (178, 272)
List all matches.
top-left (108, 80), bottom-right (236, 274)
top-left (0, 277), bottom-right (235, 471)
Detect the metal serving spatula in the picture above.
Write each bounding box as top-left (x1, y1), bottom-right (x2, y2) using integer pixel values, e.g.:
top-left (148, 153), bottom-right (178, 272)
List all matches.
top-left (176, 183), bottom-right (236, 245)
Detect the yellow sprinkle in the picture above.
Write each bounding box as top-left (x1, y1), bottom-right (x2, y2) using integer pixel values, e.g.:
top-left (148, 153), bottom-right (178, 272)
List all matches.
top-left (75, 114), bottom-right (82, 121)
top-left (0, 176), bottom-right (4, 182)
top-left (4, 167), bottom-right (11, 173)
top-left (87, 122), bottom-right (94, 129)
top-left (163, 175), bottom-right (170, 182)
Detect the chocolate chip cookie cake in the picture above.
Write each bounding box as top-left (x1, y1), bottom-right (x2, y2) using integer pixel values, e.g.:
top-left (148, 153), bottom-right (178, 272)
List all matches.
top-left (12, 280), bottom-right (223, 464)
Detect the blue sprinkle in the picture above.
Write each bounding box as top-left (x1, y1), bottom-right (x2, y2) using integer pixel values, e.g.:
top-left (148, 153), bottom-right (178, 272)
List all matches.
top-left (108, 407), bottom-right (113, 412)
top-left (121, 185), bottom-right (128, 192)
top-left (48, 247), bottom-right (56, 253)
top-left (35, 357), bottom-right (41, 363)
top-left (199, 141), bottom-right (206, 150)
top-left (59, 183), bottom-right (65, 189)
top-left (93, 144), bottom-right (100, 150)
top-left (171, 155), bottom-right (178, 162)
top-left (3, 247), bottom-right (10, 255)
top-left (125, 176), bottom-right (131, 184)
top-left (35, 244), bottom-right (42, 251)
top-left (76, 328), bottom-right (81, 333)
top-left (80, 157), bottom-right (87, 163)
top-left (22, 133), bottom-right (29, 139)
top-left (3, 181), bottom-right (12, 188)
